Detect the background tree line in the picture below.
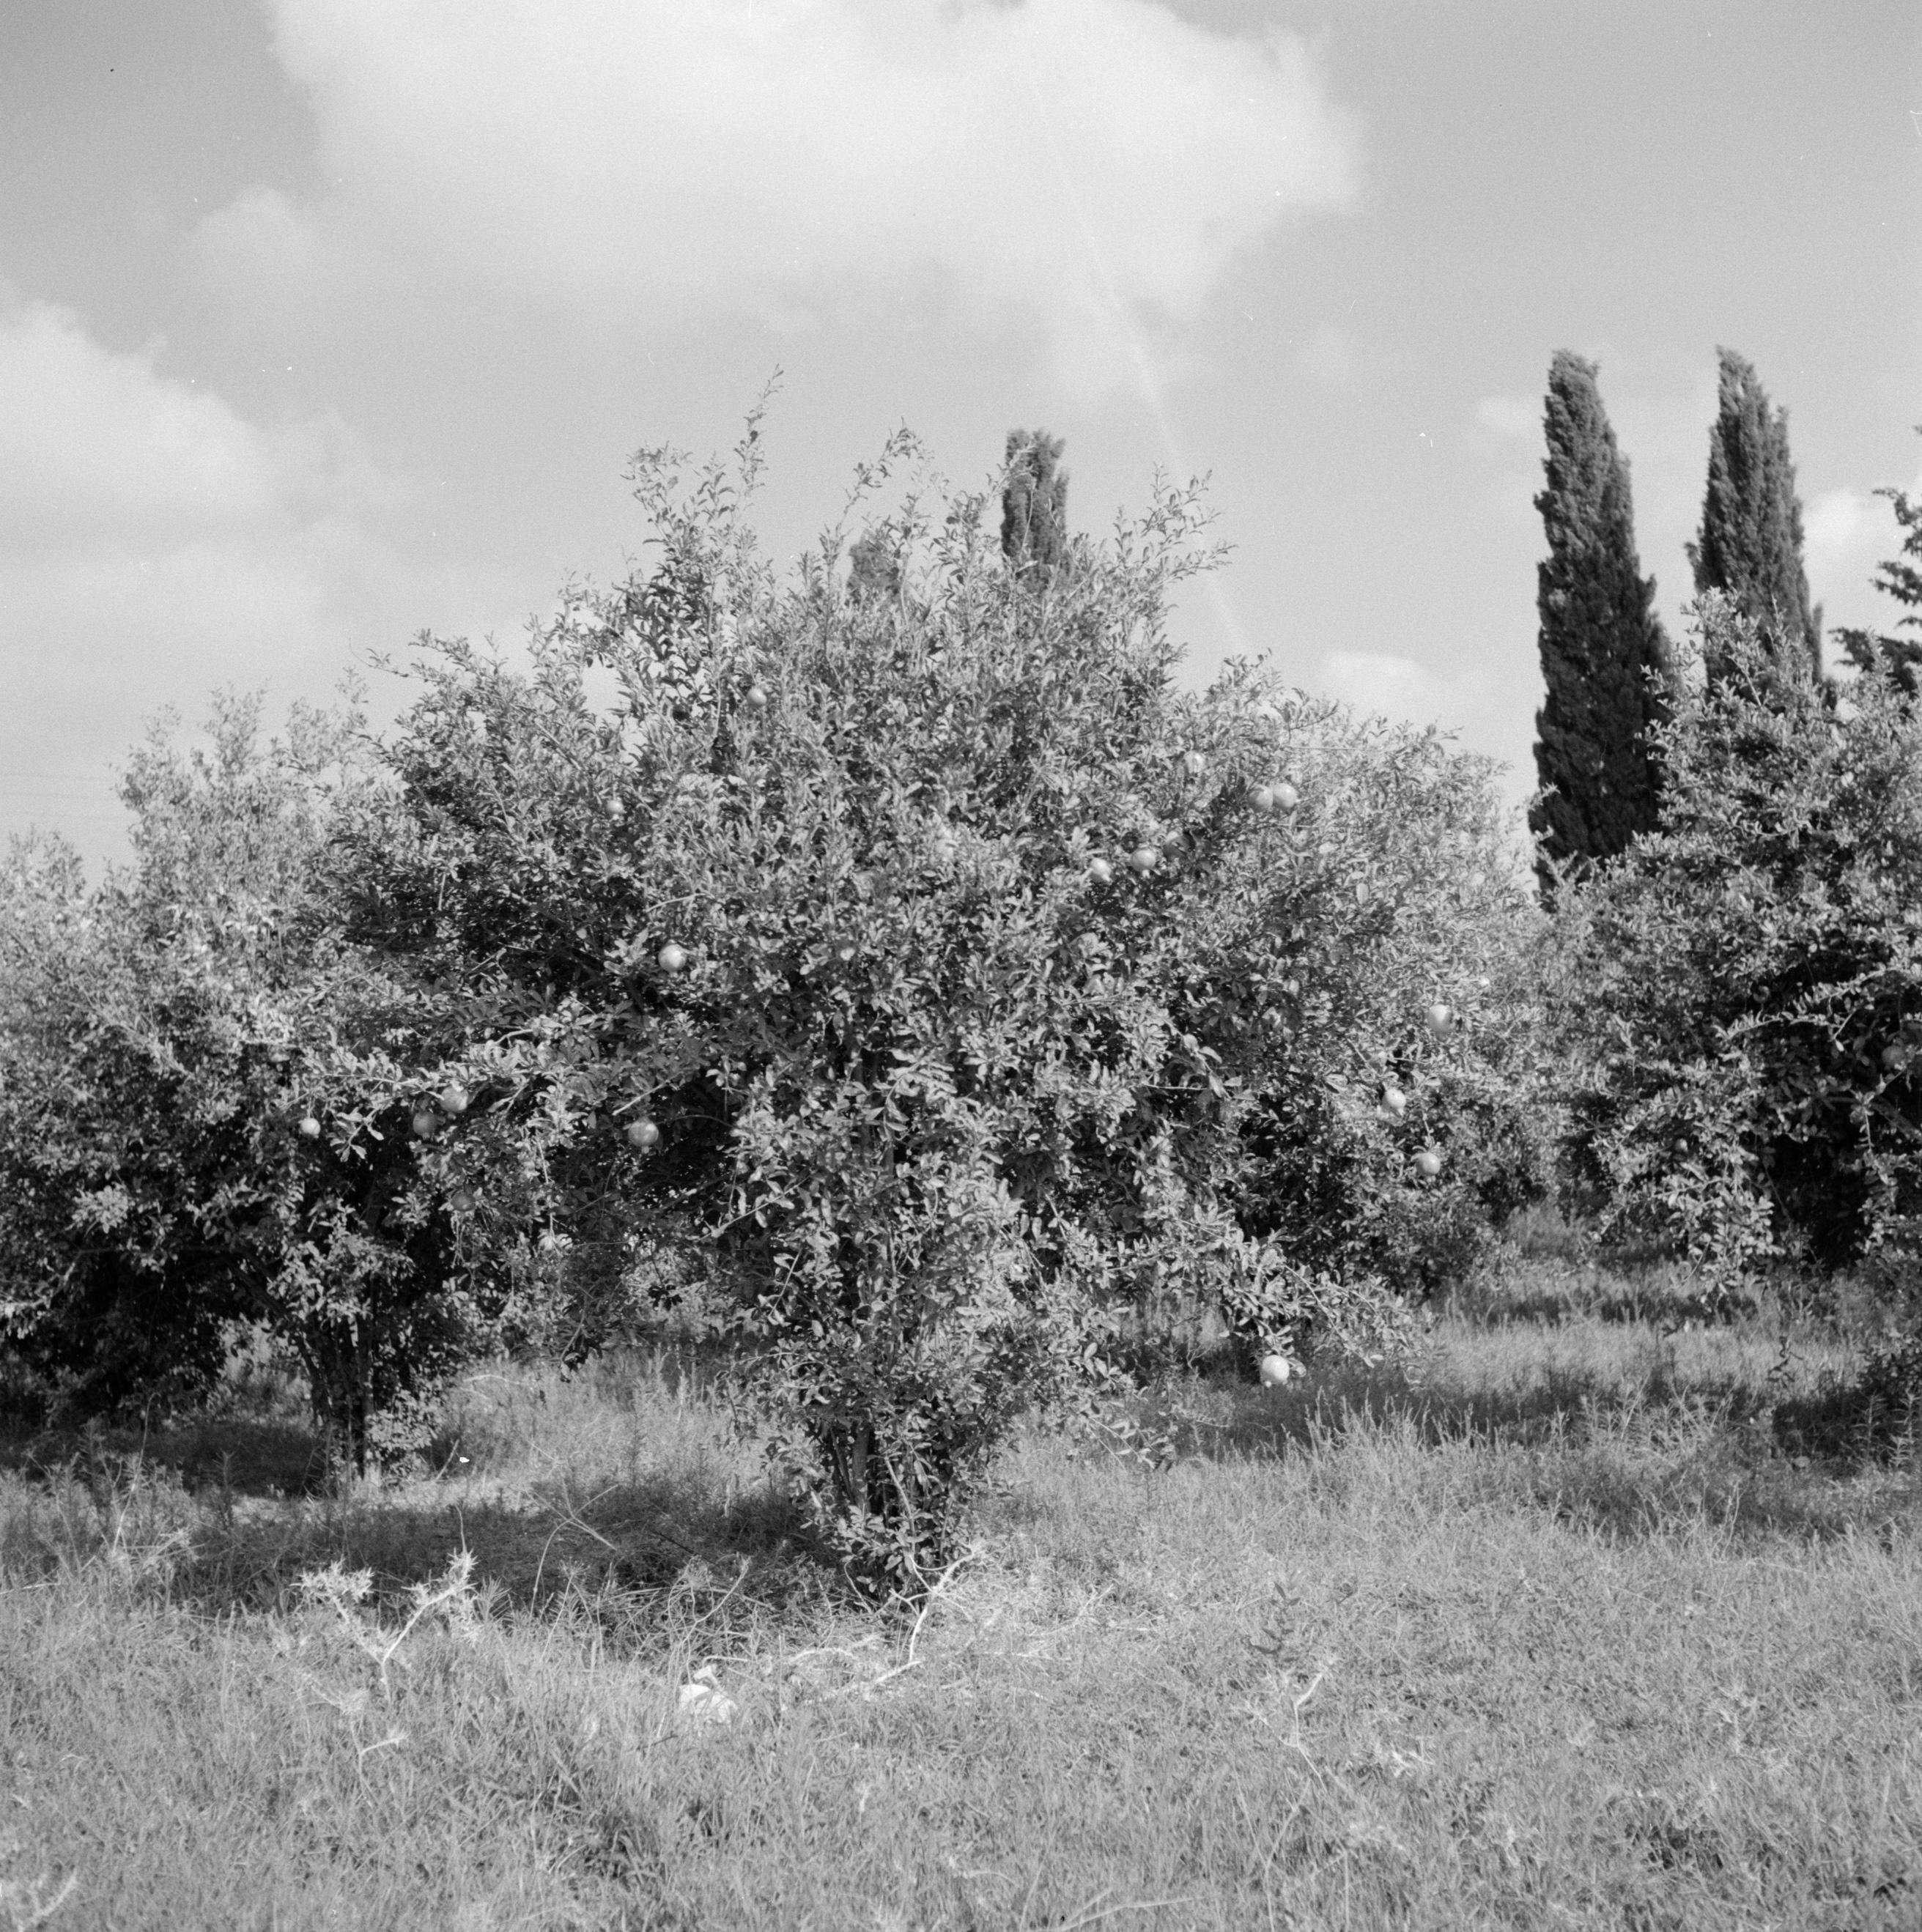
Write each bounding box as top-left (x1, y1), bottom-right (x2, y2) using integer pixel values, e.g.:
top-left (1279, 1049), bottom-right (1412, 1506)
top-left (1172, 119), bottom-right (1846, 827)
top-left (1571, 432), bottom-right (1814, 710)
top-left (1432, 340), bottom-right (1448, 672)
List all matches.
top-left (1, 367), bottom-right (1917, 1590)
top-left (1530, 344), bottom-right (1922, 1293)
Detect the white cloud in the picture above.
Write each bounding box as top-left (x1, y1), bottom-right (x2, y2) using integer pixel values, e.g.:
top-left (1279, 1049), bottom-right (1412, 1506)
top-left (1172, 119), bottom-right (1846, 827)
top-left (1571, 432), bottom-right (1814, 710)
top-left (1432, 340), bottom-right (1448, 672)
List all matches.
top-left (1314, 648), bottom-right (1471, 731)
top-left (1311, 647), bottom-right (1539, 819)
top-left (0, 302), bottom-right (386, 547)
top-left (1805, 486), bottom-right (1880, 562)
top-left (1805, 484), bottom-right (1885, 607)
top-left (1805, 472), bottom-right (1922, 640)
top-left (199, 0), bottom-right (1356, 393)
top-left (1807, 479), bottom-right (1915, 585)
top-left (0, 300), bottom-right (531, 865)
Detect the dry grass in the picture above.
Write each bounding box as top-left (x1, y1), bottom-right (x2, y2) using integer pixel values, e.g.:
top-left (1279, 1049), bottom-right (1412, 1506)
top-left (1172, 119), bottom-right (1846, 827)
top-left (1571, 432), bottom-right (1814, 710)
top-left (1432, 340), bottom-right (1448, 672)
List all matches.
top-left (4, 1260), bottom-right (1921, 1929)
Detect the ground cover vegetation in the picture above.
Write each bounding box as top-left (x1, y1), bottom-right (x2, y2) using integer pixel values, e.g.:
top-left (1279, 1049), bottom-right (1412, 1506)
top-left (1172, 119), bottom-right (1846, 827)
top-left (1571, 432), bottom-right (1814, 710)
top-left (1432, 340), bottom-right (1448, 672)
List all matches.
top-left (4, 389), bottom-right (1922, 1926)
top-left (4, 1251), bottom-right (1920, 1931)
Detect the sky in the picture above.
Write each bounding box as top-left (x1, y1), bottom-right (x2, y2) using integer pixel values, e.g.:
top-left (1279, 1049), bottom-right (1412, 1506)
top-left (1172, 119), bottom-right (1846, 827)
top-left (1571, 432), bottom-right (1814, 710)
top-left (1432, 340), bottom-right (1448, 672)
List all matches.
top-left (2, 0), bottom-right (1918, 871)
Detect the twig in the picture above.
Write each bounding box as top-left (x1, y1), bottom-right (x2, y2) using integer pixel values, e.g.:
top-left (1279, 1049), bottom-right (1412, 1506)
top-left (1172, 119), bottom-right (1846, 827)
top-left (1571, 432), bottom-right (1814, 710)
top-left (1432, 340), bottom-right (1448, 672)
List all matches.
top-left (529, 1478), bottom-right (620, 1604)
top-left (1046, 1893), bottom-right (1202, 1931)
top-left (356, 1728), bottom-right (408, 1772)
top-left (784, 1637), bottom-right (884, 1667)
top-left (0, 1867), bottom-right (78, 1929)
top-left (680, 1555), bottom-right (752, 1640)
top-left (306, 1549), bottom-right (478, 1700)
top-left (829, 1546), bottom-right (977, 1700)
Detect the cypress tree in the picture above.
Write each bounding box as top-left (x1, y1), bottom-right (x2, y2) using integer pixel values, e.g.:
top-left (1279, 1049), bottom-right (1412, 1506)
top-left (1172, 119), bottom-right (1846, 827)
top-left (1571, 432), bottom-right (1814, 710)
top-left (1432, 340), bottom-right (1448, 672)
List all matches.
top-left (847, 526), bottom-right (902, 604)
top-left (1529, 352), bottom-right (1674, 895)
top-left (1688, 348), bottom-right (1822, 681)
top-left (1001, 430), bottom-right (1069, 587)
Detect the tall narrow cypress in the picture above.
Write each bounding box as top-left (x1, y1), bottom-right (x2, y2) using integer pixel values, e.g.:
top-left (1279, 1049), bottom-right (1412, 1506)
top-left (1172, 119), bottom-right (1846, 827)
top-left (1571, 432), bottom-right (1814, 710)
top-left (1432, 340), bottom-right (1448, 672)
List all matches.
top-left (1529, 352), bottom-right (1674, 895)
top-left (847, 526), bottom-right (902, 604)
top-left (1001, 430), bottom-right (1069, 587)
top-left (1688, 348), bottom-right (1822, 681)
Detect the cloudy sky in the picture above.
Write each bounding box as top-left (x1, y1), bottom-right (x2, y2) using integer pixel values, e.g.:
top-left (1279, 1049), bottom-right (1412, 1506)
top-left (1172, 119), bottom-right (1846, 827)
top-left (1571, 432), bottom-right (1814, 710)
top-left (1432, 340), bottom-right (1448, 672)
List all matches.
top-left (4, 0), bottom-right (1918, 868)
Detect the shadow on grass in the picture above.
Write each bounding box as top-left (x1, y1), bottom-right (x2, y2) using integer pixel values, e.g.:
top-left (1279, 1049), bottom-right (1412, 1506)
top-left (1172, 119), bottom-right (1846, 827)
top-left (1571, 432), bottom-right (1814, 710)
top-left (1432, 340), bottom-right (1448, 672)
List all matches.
top-left (0, 1355), bottom-right (335, 1500)
top-left (1773, 1379), bottom-right (1920, 1465)
top-left (254, 1470), bottom-right (822, 1625)
top-left (0, 1342), bottom-right (749, 1503)
top-left (1171, 1350), bottom-right (1773, 1457)
top-left (0, 1351), bottom-right (846, 1642)
top-left (1, 1452), bottom-right (837, 1643)
top-left (1449, 1255), bottom-right (1766, 1331)
top-left (1131, 1351), bottom-right (1922, 1545)
top-left (1, 1415), bottom-right (335, 1500)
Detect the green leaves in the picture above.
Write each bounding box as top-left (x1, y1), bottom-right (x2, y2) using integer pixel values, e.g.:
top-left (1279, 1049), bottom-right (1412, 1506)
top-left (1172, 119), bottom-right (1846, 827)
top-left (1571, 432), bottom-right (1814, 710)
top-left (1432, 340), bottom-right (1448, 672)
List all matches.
top-left (2, 421), bottom-right (1540, 1563)
top-left (338, 432), bottom-right (1539, 1583)
top-left (1559, 596), bottom-right (1922, 1281)
top-left (0, 705), bottom-right (517, 1460)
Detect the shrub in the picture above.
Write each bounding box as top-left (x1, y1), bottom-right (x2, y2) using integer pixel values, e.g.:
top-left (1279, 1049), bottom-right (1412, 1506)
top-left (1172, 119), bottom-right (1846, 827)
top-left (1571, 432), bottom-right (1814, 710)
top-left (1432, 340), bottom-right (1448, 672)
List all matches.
top-left (0, 698), bottom-right (527, 1467)
top-left (1555, 594), bottom-right (1922, 1292)
top-left (1224, 713), bottom-right (1556, 1311)
top-left (0, 421), bottom-right (1543, 1563)
top-left (0, 807), bottom-right (320, 1423)
top-left (336, 421), bottom-right (1538, 1586)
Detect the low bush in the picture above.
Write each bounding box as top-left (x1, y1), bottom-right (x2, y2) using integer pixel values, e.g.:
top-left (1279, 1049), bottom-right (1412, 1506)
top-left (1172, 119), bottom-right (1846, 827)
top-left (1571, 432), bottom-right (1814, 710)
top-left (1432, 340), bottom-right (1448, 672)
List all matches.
top-left (1556, 594), bottom-right (1922, 1298)
top-left (333, 423), bottom-right (1539, 1585)
top-left (0, 701), bottom-right (533, 1467)
top-left (1, 421), bottom-right (1548, 1583)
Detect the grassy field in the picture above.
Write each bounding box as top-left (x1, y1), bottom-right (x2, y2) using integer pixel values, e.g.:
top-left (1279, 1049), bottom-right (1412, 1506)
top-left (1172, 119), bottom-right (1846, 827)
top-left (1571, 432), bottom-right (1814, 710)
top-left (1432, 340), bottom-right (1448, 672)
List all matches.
top-left (4, 1247), bottom-right (1921, 1931)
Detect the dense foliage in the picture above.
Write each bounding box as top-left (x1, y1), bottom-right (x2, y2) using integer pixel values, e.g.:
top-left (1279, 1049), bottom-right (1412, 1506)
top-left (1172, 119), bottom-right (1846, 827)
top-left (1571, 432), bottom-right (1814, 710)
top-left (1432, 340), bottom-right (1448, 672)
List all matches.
top-left (0, 700), bottom-right (546, 1465)
top-left (1689, 347), bottom-right (1822, 682)
top-left (1529, 351), bottom-right (1673, 891)
top-left (12, 365), bottom-right (1922, 1602)
top-left (1556, 596), bottom-right (1922, 1286)
top-left (323, 426), bottom-right (1531, 1581)
top-left (0, 420), bottom-right (1549, 1585)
